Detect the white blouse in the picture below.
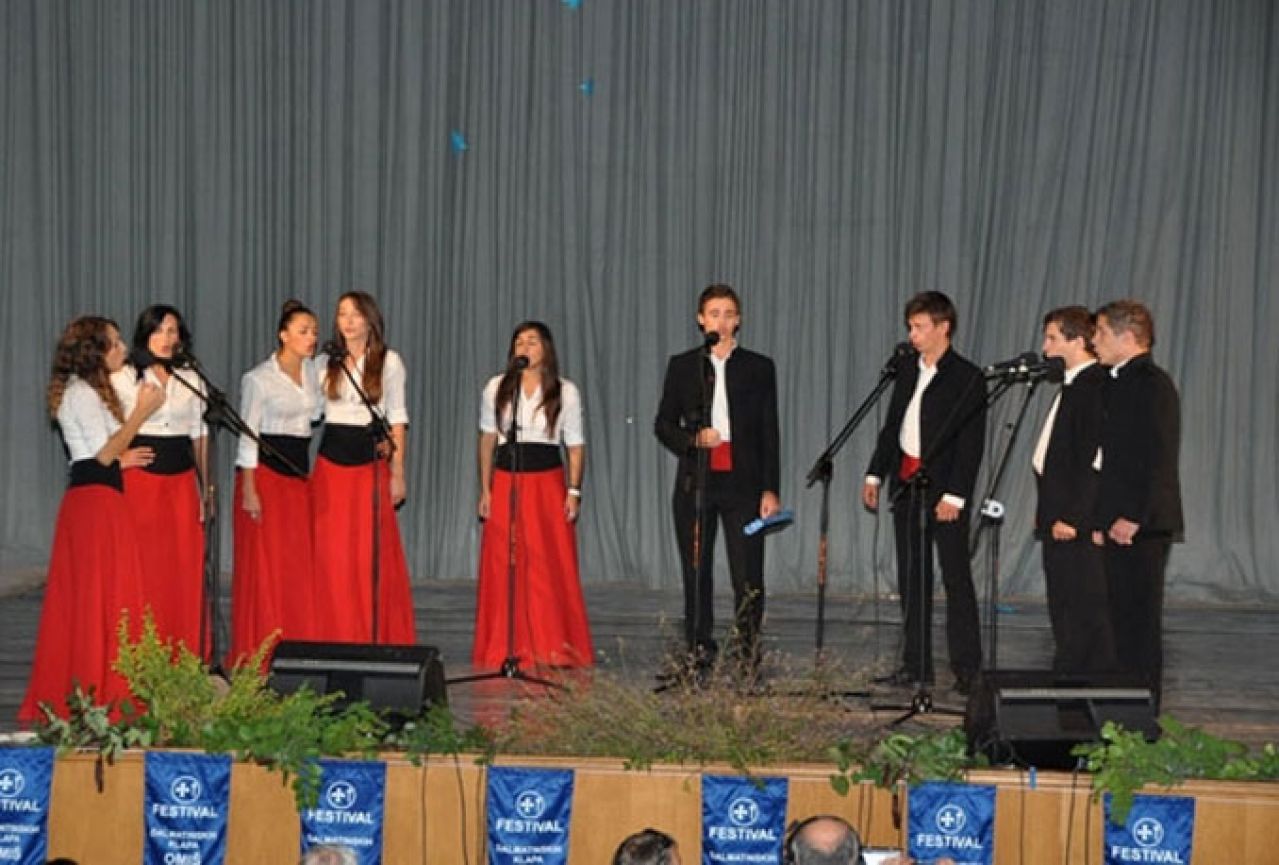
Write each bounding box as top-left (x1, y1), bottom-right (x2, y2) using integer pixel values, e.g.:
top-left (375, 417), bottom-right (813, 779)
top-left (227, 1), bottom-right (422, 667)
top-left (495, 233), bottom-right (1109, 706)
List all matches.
top-left (235, 355), bottom-right (322, 469)
top-left (57, 377), bottom-right (122, 463)
top-left (480, 375), bottom-right (584, 447)
top-left (317, 350), bottom-right (409, 427)
top-left (111, 364), bottom-right (207, 439)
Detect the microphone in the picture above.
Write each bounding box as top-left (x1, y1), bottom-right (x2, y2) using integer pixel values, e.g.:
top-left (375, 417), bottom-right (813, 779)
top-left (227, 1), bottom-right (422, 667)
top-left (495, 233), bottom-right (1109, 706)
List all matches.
top-left (321, 339), bottom-right (347, 359)
top-left (702, 331), bottom-right (721, 351)
top-left (159, 345), bottom-right (197, 370)
top-left (884, 341), bottom-right (917, 374)
top-left (509, 355), bottom-right (530, 371)
top-left (985, 352), bottom-right (1065, 382)
top-left (984, 351), bottom-right (1040, 377)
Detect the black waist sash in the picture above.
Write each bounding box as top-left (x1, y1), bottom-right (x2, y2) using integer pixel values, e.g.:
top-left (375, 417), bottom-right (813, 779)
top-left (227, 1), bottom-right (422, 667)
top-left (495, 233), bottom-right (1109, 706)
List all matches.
top-left (68, 458), bottom-right (124, 492)
top-left (259, 433), bottom-right (311, 478)
top-left (131, 434), bottom-right (196, 475)
top-left (319, 423), bottom-right (382, 466)
top-left (494, 442), bottom-right (562, 473)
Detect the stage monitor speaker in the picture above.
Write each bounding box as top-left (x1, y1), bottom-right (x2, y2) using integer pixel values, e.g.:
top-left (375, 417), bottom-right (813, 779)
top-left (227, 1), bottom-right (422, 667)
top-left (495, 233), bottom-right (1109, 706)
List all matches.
top-left (268, 641), bottom-right (447, 717)
top-left (964, 669), bottom-right (1158, 770)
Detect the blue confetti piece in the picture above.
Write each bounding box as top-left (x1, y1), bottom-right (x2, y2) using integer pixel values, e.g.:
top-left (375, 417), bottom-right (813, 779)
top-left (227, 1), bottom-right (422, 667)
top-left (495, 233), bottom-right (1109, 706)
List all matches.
top-left (578, 78), bottom-right (595, 96)
top-left (995, 603), bottom-right (1016, 614)
top-left (449, 130), bottom-right (468, 154)
top-left (1029, 766), bottom-right (1037, 789)
top-left (562, 0), bottom-right (581, 8)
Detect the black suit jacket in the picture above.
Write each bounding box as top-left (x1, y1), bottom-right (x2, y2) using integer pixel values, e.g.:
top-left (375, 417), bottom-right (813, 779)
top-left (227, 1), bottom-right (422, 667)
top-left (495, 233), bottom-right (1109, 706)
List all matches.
top-left (1095, 353), bottom-right (1184, 536)
top-left (654, 346), bottom-right (781, 499)
top-left (866, 347), bottom-right (986, 505)
top-left (1035, 362), bottom-right (1106, 536)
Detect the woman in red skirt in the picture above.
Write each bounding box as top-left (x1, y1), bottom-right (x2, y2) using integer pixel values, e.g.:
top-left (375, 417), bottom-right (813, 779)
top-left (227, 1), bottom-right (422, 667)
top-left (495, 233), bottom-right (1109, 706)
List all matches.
top-left (20, 316), bottom-right (165, 723)
top-left (473, 321), bottom-right (594, 669)
top-left (310, 291), bottom-right (416, 644)
top-left (230, 299), bottom-right (321, 664)
top-left (111, 305), bottom-right (208, 655)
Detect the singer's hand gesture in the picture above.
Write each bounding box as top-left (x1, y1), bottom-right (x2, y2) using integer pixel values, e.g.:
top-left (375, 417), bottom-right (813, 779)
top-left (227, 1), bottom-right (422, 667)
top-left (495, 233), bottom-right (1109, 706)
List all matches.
top-left (759, 491), bottom-right (780, 519)
top-left (861, 480), bottom-right (880, 511)
top-left (696, 427), bottom-right (722, 448)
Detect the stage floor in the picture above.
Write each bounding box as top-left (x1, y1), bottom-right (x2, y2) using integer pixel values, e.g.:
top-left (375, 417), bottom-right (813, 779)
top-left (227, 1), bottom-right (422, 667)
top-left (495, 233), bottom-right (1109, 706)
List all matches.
top-left (2, 578), bottom-right (1277, 748)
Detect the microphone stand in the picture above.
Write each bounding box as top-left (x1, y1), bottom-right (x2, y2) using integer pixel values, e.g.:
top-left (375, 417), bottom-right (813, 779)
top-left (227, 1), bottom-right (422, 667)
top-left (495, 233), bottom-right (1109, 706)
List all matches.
top-left (165, 354), bottom-right (307, 668)
top-left (804, 350), bottom-right (902, 655)
top-left (653, 336), bottom-right (717, 692)
top-left (873, 367), bottom-right (988, 726)
top-left (334, 354), bottom-right (396, 644)
top-left (449, 362), bottom-right (560, 690)
top-left (970, 370), bottom-right (1048, 674)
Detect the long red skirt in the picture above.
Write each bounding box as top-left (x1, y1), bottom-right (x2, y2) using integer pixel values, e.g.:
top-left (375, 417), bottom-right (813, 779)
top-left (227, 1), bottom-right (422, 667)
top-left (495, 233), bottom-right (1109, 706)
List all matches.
top-left (19, 485), bottom-right (146, 723)
top-left (121, 467), bottom-right (205, 652)
top-left (472, 468), bottom-right (594, 668)
top-left (230, 467), bottom-right (316, 664)
top-left (310, 456), bottom-right (417, 644)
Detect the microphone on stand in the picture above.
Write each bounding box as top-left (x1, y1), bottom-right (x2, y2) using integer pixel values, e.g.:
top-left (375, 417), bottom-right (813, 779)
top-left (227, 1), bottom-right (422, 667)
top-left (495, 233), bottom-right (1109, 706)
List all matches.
top-left (321, 339), bottom-right (347, 360)
top-left (702, 331), bottom-right (721, 350)
top-left (509, 355), bottom-right (531, 371)
top-left (985, 351), bottom-right (1065, 382)
top-left (168, 345), bottom-right (197, 370)
top-left (884, 341), bottom-right (917, 374)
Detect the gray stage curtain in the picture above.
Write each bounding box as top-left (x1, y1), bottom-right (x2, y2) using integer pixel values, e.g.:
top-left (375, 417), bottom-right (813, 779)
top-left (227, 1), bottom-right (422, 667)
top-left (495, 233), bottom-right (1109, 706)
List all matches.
top-left (2, 0), bottom-right (1276, 604)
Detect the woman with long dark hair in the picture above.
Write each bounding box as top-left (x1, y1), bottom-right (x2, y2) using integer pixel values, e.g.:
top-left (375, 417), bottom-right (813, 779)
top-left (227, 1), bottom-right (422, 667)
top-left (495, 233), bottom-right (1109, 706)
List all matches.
top-left (230, 300), bottom-right (321, 663)
top-left (311, 291), bottom-right (416, 644)
top-left (111, 305), bottom-right (208, 653)
top-left (473, 321), bottom-right (593, 668)
top-left (20, 317), bottom-right (164, 722)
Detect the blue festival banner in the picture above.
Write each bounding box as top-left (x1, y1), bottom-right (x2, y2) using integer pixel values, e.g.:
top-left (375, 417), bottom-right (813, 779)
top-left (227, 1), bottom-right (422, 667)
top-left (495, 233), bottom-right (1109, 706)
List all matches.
top-left (0, 747), bottom-right (54, 865)
top-left (300, 759), bottom-right (387, 865)
top-left (486, 766), bottom-right (575, 865)
top-left (144, 751), bottom-right (231, 865)
top-left (907, 781), bottom-right (996, 865)
top-left (701, 774), bottom-right (788, 865)
top-left (1103, 794), bottom-right (1195, 865)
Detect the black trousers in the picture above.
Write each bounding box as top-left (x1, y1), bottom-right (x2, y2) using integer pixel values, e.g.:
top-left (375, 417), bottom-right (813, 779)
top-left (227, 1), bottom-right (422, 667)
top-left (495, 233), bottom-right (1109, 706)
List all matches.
top-left (1043, 537), bottom-right (1117, 674)
top-left (672, 472), bottom-right (765, 659)
top-left (1104, 537), bottom-right (1170, 706)
top-left (891, 485), bottom-right (982, 683)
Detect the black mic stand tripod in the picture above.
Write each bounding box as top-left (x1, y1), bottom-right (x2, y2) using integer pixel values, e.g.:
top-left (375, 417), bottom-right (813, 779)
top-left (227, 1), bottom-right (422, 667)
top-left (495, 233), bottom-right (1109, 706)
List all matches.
top-left (166, 351), bottom-right (307, 670)
top-left (804, 345), bottom-right (907, 690)
top-left (450, 359), bottom-right (561, 691)
top-left (332, 347), bottom-right (398, 644)
top-left (871, 370), bottom-right (988, 726)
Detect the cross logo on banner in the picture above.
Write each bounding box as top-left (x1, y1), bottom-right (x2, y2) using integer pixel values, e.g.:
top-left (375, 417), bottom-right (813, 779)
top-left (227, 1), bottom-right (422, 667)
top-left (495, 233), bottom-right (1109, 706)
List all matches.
top-left (325, 780), bottom-right (358, 810)
top-left (516, 790), bottom-right (547, 819)
top-left (729, 797), bottom-right (761, 827)
top-left (936, 804), bottom-right (967, 835)
top-left (1131, 817), bottom-right (1165, 848)
top-left (0, 768), bottom-right (23, 798)
top-left (169, 775), bottom-right (202, 803)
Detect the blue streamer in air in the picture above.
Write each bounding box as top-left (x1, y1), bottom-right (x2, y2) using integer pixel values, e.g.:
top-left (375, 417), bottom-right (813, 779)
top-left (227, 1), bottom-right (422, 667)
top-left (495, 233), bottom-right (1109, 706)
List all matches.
top-left (562, 0), bottom-right (582, 9)
top-left (450, 130), bottom-right (469, 154)
top-left (578, 78), bottom-right (595, 96)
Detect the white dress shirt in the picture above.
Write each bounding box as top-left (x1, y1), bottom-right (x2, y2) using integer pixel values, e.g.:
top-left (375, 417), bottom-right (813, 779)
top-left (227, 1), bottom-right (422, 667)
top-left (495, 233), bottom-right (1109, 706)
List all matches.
top-left (480, 375), bottom-right (584, 446)
top-left (708, 349), bottom-right (733, 442)
top-left (236, 355), bottom-right (322, 469)
top-left (899, 358), bottom-right (939, 458)
top-left (1032, 359), bottom-right (1097, 476)
top-left (317, 350), bottom-right (410, 427)
top-left (57, 377), bottom-right (121, 462)
top-left (111, 364), bottom-right (207, 439)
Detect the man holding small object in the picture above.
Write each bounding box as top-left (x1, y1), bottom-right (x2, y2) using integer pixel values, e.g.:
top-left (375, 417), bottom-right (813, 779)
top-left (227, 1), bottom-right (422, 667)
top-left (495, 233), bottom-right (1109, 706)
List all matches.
top-left (655, 284), bottom-right (782, 676)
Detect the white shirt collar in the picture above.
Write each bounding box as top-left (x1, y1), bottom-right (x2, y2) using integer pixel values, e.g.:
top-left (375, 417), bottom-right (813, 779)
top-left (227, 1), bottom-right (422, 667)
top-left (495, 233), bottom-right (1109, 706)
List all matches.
top-left (1063, 358), bottom-right (1097, 385)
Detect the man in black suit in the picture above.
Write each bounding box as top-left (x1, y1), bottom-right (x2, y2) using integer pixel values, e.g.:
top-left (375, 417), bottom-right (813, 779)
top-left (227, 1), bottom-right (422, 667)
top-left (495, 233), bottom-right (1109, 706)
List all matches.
top-left (655, 284), bottom-right (781, 672)
top-left (1032, 306), bottom-right (1116, 674)
top-left (862, 292), bottom-right (986, 694)
top-left (1092, 300), bottom-right (1183, 704)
